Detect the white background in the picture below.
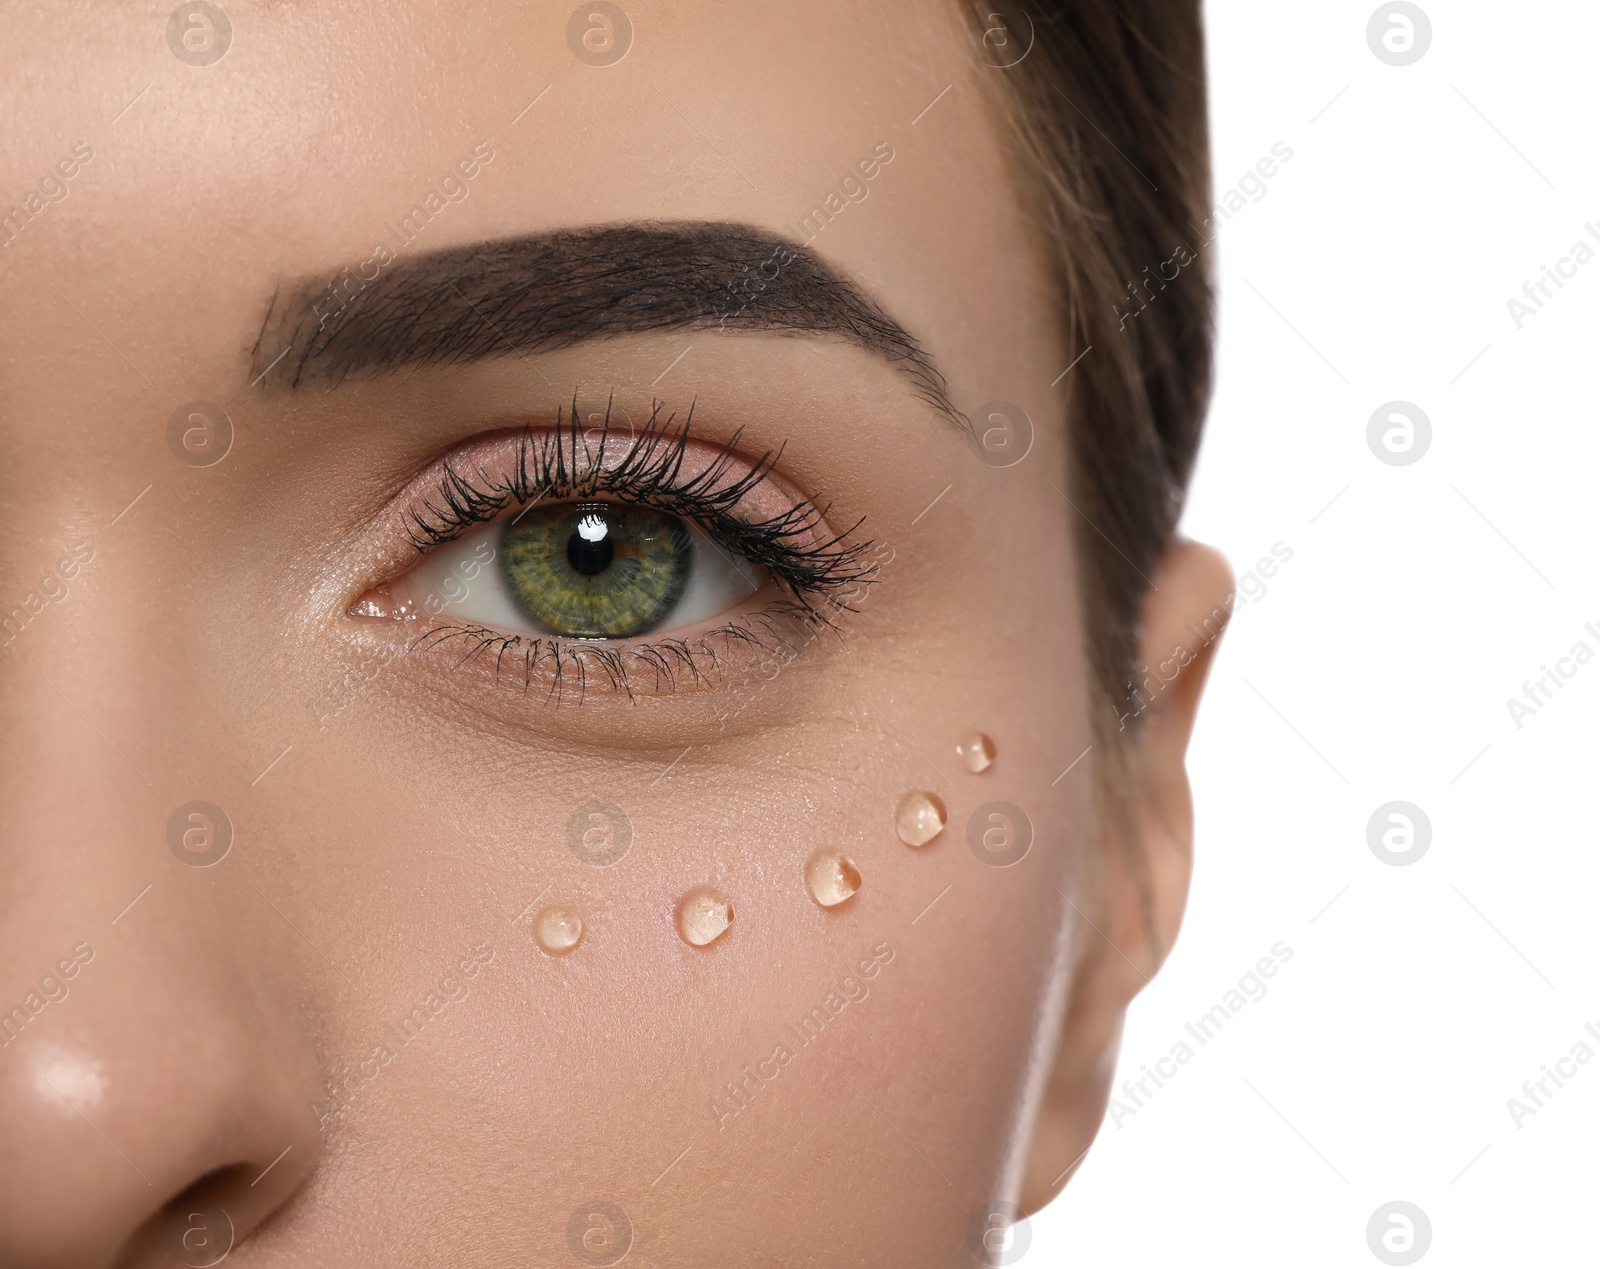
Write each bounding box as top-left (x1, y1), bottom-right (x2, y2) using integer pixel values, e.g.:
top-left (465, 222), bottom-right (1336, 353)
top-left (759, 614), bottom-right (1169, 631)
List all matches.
top-left (1032, 1), bottom-right (1599, 1264)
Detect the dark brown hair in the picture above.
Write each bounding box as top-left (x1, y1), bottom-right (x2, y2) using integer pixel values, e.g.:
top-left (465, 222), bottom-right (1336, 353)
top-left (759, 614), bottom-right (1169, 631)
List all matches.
top-left (967, 1), bottom-right (1214, 741)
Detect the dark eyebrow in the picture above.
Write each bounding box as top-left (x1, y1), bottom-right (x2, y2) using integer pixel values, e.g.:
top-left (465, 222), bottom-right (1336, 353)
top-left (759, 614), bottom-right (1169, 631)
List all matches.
top-left (250, 221), bottom-right (960, 424)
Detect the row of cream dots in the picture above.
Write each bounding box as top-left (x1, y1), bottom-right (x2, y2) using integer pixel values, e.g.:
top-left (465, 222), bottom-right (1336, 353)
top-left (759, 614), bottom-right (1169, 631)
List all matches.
top-left (529, 732), bottom-right (997, 955)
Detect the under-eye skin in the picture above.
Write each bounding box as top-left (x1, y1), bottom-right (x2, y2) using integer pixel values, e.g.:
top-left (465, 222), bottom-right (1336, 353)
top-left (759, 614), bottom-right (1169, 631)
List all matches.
top-left (356, 398), bottom-right (878, 702)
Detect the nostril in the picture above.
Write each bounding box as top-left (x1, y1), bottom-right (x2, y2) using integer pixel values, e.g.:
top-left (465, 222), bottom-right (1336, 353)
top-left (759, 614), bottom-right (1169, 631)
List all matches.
top-left (0, 940), bottom-right (325, 1269)
top-left (120, 1163), bottom-right (256, 1268)
top-left (105, 1120), bottom-right (318, 1268)
top-left (157, 1166), bottom-right (248, 1268)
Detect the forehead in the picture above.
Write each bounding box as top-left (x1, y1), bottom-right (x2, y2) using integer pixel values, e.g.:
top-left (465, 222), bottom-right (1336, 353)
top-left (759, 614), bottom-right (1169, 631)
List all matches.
top-left (0, 1), bottom-right (1051, 416)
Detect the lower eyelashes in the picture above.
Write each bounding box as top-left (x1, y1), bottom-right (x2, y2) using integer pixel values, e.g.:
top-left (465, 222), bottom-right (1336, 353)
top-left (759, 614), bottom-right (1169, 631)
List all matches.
top-left (403, 600), bottom-right (831, 706)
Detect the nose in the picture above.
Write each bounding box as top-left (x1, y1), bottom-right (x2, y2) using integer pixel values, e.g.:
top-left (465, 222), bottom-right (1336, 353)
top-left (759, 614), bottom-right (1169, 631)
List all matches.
top-left (0, 658), bottom-right (324, 1267)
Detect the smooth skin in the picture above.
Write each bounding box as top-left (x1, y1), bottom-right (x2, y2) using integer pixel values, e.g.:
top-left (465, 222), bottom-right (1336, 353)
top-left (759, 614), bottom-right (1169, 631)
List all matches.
top-left (0, 3), bottom-right (1231, 1265)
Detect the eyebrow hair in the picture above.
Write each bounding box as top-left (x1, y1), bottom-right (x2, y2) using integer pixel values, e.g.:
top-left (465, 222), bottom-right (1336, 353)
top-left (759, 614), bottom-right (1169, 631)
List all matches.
top-left (250, 221), bottom-right (960, 424)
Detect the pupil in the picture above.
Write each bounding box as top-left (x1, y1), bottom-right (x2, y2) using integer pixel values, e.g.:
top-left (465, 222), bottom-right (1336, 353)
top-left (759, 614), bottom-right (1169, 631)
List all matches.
top-left (567, 516), bottom-right (614, 576)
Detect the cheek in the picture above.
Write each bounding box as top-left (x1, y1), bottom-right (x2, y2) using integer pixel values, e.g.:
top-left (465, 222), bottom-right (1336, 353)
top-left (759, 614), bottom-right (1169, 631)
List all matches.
top-left (294, 436), bottom-right (1092, 1190)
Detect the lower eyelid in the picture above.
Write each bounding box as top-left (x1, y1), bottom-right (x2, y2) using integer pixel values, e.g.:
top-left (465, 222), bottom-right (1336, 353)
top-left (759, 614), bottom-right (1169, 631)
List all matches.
top-left (383, 595), bottom-right (836, 708)
top-left (340, 558), bottom-right (884, 716)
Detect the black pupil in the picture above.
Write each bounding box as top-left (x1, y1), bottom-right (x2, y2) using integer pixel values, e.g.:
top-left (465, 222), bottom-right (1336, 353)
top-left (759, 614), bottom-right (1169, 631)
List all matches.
top-left (567, 518), bottom-right (614, 576)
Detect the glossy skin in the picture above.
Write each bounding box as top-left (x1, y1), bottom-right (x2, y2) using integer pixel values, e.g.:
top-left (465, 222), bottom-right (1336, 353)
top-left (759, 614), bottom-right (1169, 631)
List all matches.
top-left (0, 4), bottom-right (1229, 1265)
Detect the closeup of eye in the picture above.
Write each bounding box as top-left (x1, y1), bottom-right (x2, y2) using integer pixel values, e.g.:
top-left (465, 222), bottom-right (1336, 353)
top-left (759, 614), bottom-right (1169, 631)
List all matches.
top-left (349, 405), bottom-right (880, 699)
top-left (397, 499), bottom-right (763, 639)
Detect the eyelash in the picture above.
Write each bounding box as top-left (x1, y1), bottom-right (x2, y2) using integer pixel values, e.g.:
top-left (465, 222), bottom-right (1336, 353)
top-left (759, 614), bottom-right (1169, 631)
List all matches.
top-left (393, 396), bottom-right (878, 702)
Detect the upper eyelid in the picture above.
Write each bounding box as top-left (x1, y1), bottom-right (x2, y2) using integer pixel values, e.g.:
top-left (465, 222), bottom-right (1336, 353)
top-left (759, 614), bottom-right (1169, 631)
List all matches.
top-left (389, 402), bottom-right (879, 616)
top-left (402, 399), bottom-right (775, 548)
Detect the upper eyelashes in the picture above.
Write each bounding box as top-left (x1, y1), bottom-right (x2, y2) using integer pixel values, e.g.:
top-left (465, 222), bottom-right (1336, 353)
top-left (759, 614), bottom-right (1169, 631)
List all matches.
top-left (402, 395), bottom-right (877, 621)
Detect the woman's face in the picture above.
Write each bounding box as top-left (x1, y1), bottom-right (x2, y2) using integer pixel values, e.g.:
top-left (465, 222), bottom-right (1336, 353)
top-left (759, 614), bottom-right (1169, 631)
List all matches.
top-left (0, 3), bottom-right (1225, 1264)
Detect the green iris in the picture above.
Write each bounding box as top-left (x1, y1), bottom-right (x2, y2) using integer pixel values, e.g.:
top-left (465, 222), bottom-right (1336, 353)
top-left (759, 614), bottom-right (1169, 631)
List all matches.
top-left (501, 502), bottom-right (692, 637)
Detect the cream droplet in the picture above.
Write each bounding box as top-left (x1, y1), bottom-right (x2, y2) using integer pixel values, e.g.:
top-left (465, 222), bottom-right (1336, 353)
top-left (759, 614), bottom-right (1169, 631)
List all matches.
top-left (533, 906), bottom-right (584, 955)
top-left (956, 732), bottom-right (996, 773)
top-left (676, 888), bottom-right (734, 946)
top-left (895, 791), bottom-right (947, 847)
top-left (805, 849), bottom-right (862, 908)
